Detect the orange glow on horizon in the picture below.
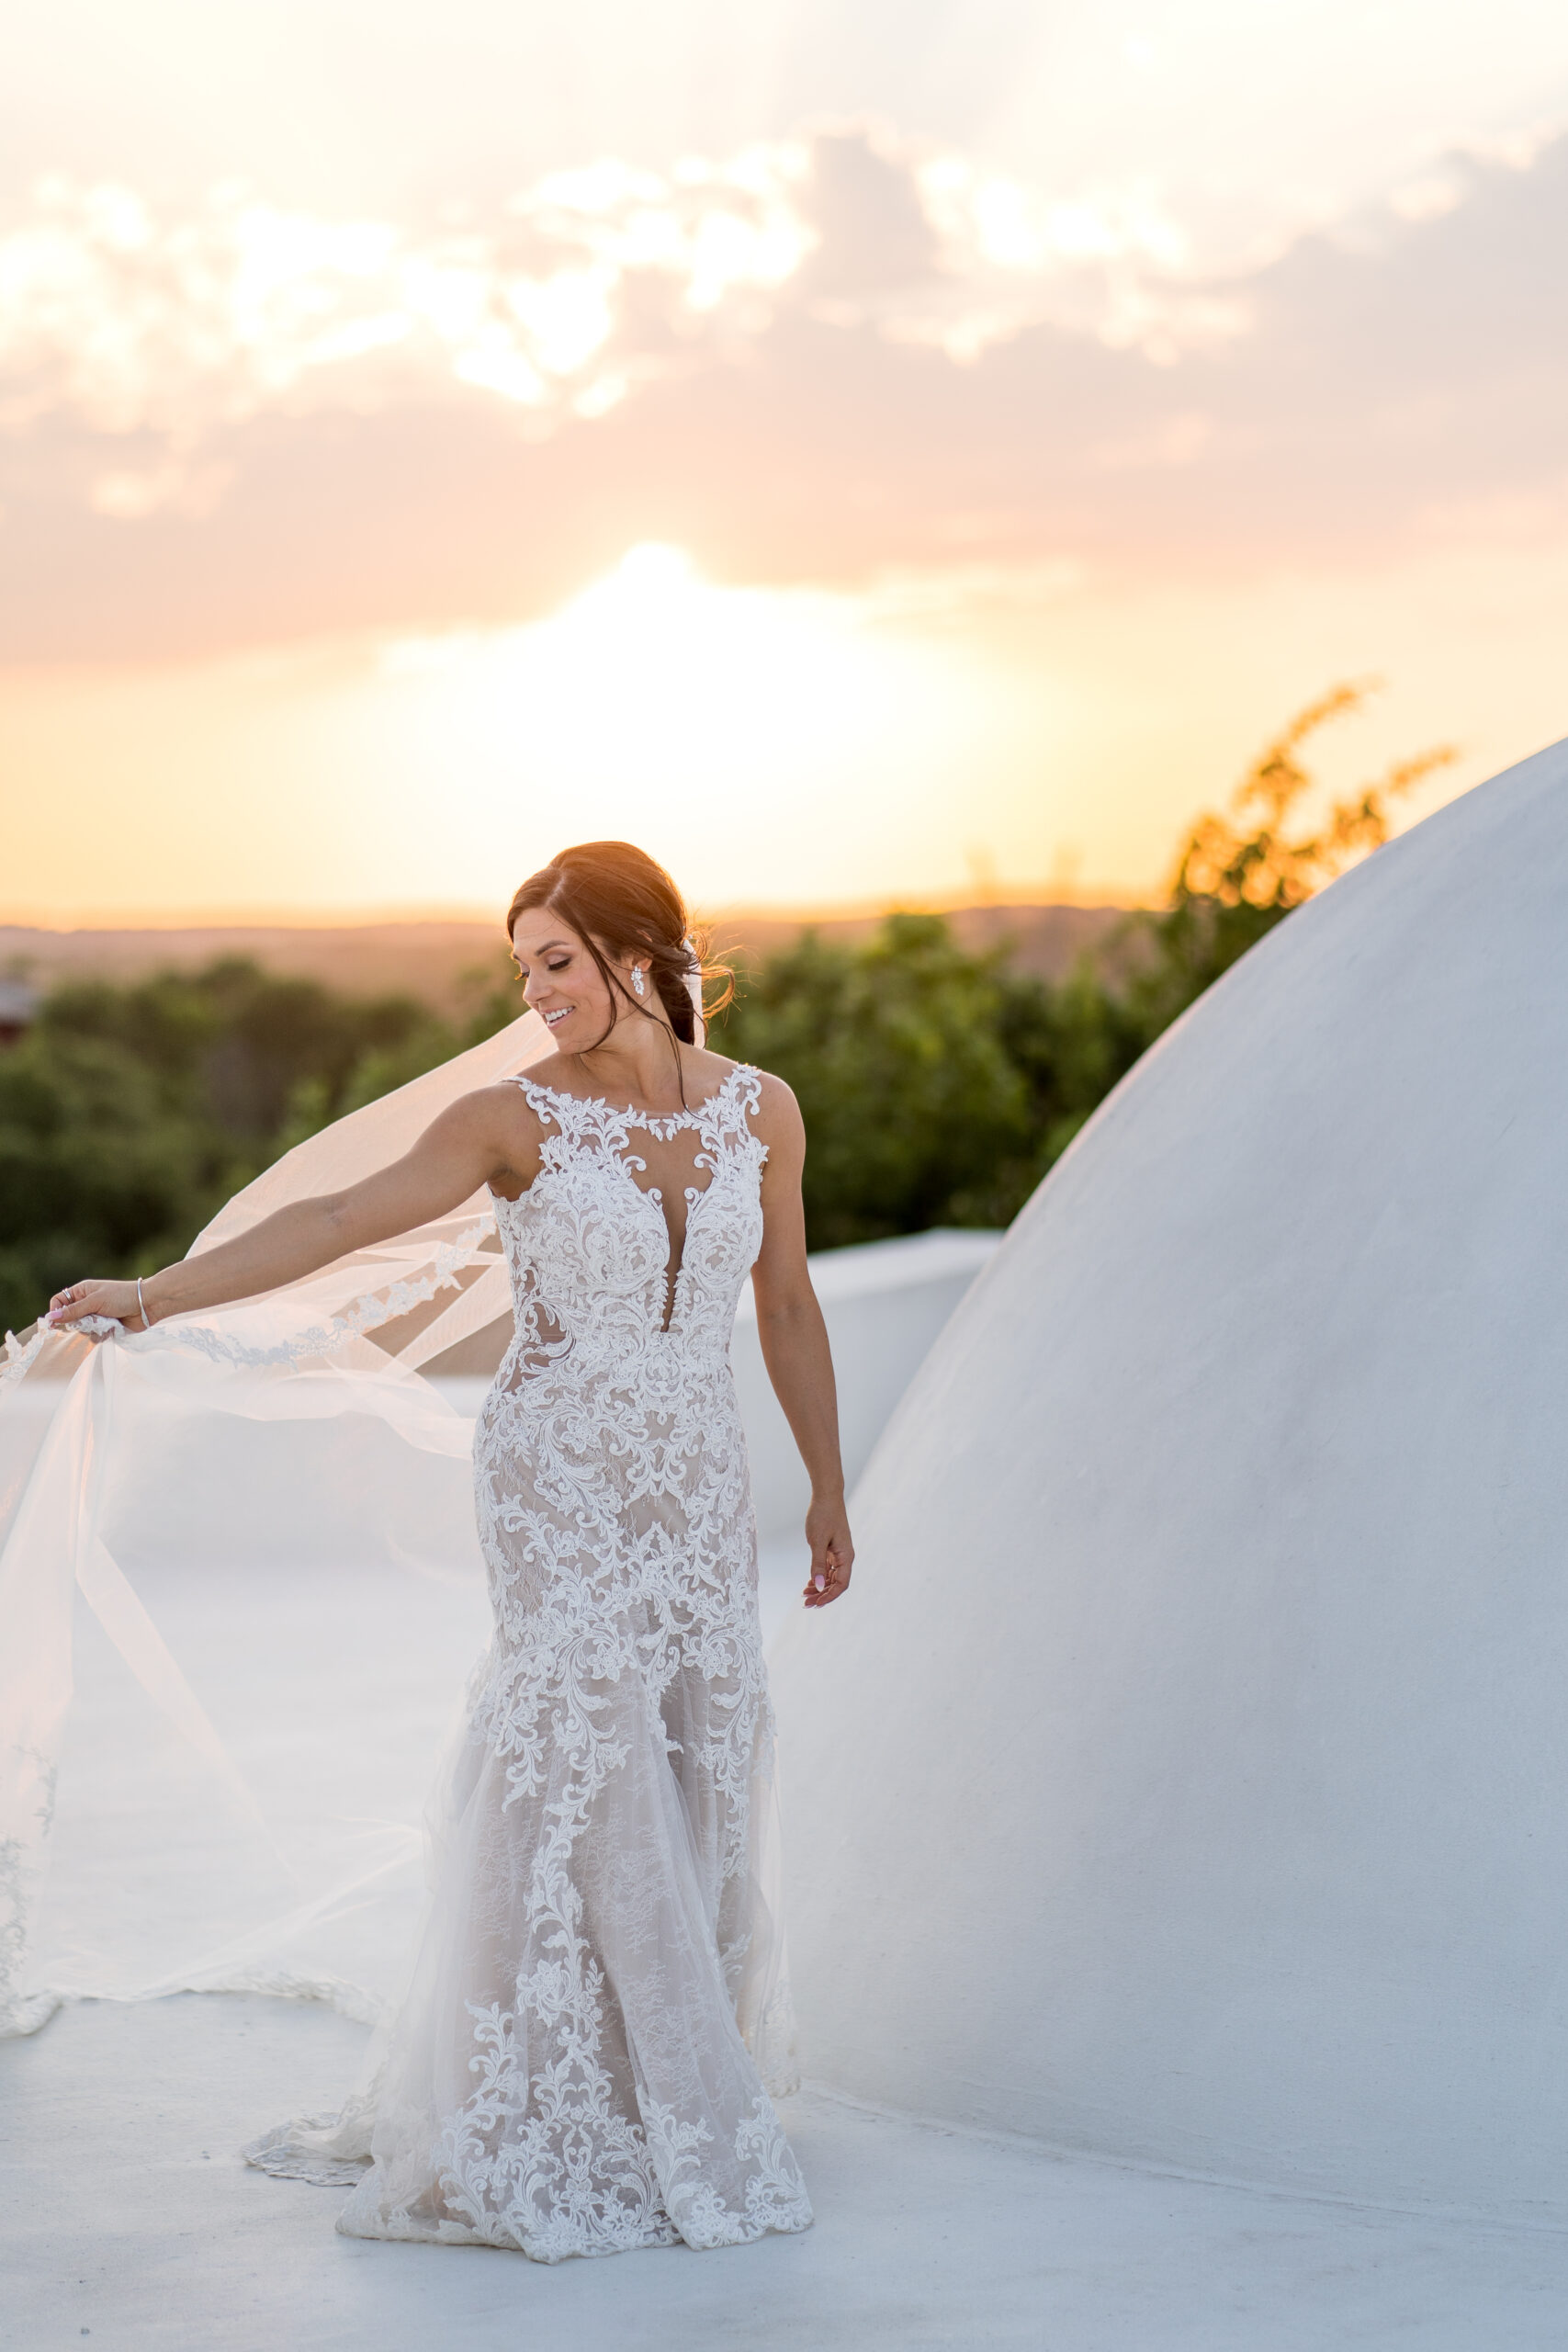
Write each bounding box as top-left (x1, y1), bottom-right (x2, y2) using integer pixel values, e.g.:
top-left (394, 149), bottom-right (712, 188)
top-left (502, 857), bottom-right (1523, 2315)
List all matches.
top-left (3, 537), bottom-right (1565, 929)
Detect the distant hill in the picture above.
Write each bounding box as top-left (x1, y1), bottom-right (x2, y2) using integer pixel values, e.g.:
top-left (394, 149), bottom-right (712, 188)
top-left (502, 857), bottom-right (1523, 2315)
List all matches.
top-left (0, 902), bottom-right (1130, 1012)
top-left (0, 921), bottom-right (516, 1012)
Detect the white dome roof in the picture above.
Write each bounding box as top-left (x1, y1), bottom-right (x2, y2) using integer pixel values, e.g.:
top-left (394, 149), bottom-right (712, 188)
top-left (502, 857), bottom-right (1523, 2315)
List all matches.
top-left (770, 738), bottom-right (1568, 2218)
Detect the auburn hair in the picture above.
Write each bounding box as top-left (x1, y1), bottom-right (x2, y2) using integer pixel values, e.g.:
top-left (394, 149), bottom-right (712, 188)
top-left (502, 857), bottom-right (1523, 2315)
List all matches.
top-left (505, 841), bottom-right (732, 1051)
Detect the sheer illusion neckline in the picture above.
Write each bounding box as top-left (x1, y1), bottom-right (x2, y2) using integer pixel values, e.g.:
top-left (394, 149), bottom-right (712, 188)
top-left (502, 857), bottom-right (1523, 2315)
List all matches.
top-left (510, 1062), bottom-right (751, 1136)
top-left (496, 1060), bottom-right (763, 1334)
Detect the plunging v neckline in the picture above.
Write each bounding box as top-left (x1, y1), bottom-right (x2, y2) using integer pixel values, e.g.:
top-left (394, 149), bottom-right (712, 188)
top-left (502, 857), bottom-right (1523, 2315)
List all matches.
top-left (511, 1065), bottom-right (748, 1331)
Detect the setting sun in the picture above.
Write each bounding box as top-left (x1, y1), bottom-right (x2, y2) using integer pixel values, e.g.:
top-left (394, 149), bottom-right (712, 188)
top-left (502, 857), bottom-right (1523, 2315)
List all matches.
top-left (358, 545), bottom-right (1052, 910)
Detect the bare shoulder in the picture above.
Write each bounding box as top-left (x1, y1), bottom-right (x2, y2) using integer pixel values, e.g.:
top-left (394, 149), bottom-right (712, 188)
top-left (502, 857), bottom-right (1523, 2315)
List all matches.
top-left (745, 1068), bottom-right (804, 1153)
top-left (423, 1078), bottom-right (547, 1192)
top-left (430, 1079), bottom-right (538, 1141)
top-left (681, 1045), bottom-right (742, 1098)
top-left (686, 1049), bottom-right (799, 1144)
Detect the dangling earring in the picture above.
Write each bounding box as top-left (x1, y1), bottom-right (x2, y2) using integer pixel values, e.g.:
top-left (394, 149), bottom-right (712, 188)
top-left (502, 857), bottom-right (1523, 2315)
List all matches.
top-left (631, 964), bottom-right (647, 998)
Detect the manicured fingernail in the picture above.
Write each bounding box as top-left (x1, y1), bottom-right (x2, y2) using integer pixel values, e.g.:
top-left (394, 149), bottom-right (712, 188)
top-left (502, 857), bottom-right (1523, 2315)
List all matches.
top-left (814, 1576), bottom-right (825, 1590)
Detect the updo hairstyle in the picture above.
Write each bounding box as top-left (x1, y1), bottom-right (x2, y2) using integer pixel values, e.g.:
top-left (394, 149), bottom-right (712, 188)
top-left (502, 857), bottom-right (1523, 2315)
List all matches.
top-left (505, 841), bottom-right (732, 1051)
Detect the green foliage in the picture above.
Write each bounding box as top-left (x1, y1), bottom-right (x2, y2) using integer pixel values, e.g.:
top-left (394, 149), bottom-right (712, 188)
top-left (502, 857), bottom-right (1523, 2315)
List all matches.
top-left (0, 1029), bottom-right (231, 1340)
top-left (1118, 681), bottom-right (1456, 1035)
top-left (0, 685), bottom-right (1455, 1320)
top-left (0, 958), bottom-right (515, 1334)
top-left (716, 682), bottom-right (1456, 1249)
top-left (716, 914), bottom-right (1036, 1244)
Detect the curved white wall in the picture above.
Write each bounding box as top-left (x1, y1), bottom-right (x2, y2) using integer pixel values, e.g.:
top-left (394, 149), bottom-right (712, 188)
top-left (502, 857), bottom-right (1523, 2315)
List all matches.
top-left (770, 739), bottom-right (1568, 2219)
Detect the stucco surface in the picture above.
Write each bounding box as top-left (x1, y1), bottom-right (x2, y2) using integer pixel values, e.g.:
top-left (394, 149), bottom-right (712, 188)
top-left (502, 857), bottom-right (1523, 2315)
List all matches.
top-left (9, 1995), bottom-right (1568, 2350)
top-left (772, 739), bottom-right (1568, 2216)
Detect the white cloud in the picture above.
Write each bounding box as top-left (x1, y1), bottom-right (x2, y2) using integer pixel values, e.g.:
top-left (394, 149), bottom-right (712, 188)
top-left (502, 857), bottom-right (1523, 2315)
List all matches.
top-left (0, 129), bottom-right (1245, 456)
top-left (0, 144), bottom-right (827, 442)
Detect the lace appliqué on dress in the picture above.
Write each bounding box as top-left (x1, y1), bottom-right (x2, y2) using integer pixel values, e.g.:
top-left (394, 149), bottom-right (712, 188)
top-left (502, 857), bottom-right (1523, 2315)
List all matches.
top-left (257, 1064), bottom-right (810, 2261)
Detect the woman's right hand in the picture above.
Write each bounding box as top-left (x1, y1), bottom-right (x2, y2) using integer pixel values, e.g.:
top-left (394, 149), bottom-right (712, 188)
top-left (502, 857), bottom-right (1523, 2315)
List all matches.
top-left (48, 1278), bottom-right (152, 1331)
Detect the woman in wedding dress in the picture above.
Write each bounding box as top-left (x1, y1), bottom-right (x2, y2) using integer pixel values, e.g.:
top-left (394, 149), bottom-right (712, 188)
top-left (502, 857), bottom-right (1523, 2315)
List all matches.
top-left (45, 839), bottom-right (852, 2262)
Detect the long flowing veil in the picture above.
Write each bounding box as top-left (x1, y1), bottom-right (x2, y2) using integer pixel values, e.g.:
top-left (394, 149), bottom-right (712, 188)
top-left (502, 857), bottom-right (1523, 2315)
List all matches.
top-left (0, 1006), bottom-right (554, 2038)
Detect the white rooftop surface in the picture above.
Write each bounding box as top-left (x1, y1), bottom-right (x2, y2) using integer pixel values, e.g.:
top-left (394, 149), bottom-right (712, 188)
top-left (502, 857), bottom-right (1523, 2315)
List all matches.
top-left (10, 1210), bottom-right (1565, 2343)
top-left (12, 722), bottom-right (1568, 2349)
top-left (6, 1203), bottom-right (1568, 2345)
top-left (773, 737), bottom-right (1568, 2222)
top-left (9, 1992), bottom-right (1568, 2350)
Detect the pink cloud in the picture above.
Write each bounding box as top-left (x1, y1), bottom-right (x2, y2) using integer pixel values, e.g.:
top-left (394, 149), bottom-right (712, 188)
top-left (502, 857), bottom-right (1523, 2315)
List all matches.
top-left (1, 125), bottom-right (1565, 662)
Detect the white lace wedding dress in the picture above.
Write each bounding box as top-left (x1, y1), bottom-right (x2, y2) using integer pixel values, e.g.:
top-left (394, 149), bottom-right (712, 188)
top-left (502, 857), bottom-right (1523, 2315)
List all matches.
top-left (247, 1061), bottom-right (812, 2259)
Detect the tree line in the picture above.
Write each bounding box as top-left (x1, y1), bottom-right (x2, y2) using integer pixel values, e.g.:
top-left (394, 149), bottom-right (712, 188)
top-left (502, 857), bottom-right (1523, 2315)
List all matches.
top-left (0, 686), bottom-right (1450, 1335)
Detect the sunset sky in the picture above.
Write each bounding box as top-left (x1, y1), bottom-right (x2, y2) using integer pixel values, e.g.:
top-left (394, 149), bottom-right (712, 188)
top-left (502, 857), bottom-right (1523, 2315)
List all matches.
top-left (4, 0), bottom-right (1567, 919)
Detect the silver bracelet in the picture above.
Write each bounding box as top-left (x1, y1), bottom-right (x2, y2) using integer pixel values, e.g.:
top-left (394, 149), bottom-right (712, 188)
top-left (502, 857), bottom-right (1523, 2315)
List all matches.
top-left (137, 1275), bottom-right (150, 1329)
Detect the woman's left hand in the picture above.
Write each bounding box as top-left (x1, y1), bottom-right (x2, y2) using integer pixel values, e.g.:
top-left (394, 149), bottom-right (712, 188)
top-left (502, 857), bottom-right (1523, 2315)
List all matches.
top-left (803, 1494), bottom-right (853, 1609)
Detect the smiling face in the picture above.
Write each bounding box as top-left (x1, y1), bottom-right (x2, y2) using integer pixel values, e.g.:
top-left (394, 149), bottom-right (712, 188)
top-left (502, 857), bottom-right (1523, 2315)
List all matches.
top-left (511, 903), bottom-right (639, 1054)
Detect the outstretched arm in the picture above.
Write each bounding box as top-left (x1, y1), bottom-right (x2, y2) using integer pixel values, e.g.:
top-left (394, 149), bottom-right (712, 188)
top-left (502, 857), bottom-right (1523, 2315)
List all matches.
top-left (751, 1077), bottom-right (853, 1610)
top-left (48, 1086), bottom-right (529, 1334)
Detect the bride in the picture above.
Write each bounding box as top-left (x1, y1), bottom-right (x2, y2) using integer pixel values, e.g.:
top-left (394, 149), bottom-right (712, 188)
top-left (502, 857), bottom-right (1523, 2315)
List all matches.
top-left (44, 839), bottom-right (853, 2263)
